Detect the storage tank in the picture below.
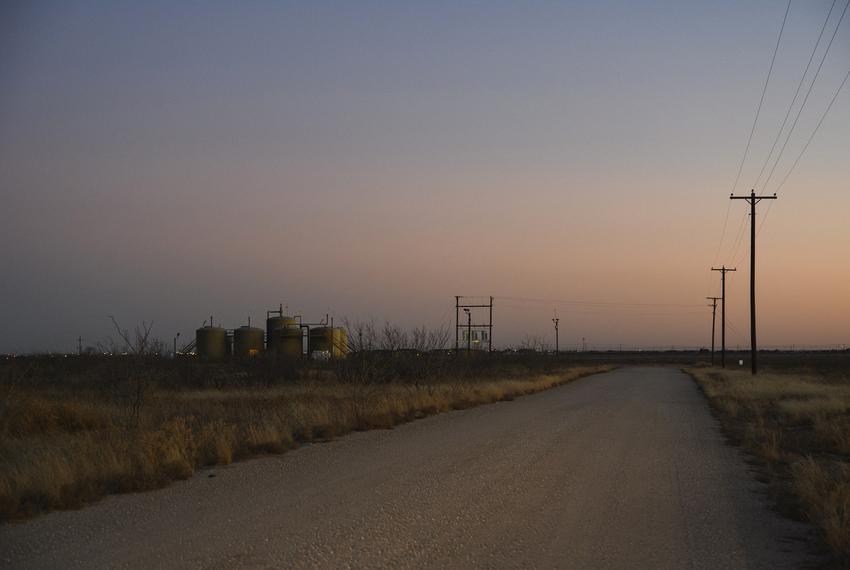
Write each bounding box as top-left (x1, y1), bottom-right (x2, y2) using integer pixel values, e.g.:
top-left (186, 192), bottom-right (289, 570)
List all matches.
top-left (196, 325), bottom-right (228, 361)
top-left (233, 326), bottom-right (264, 358)
top-left (268, 325), bottom-right (302, 358)
top-left (309, 327), bottom-right (348, 358)
top-left (332, 327), bottom-right (349, 358)
top-left (309, 326), bottom-right (332, 356)
top-left (266, 315), bottom-right (298, 336)
top-left (265, 309), bottom-right (300, 358)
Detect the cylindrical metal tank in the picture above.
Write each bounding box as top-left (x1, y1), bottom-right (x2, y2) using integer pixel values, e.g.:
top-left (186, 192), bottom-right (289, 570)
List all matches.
top-left (268, 326), bottom-right (302, 358)
top-left (332, 327), bottom-right (349, 358)
top-left (309, 327), bottom-right (333, 356)
top-left (309, 327), bottom-right (348, 358)
top-left (233, 326), bottom-right (264, 358)
top-left (266, 315), bottom-right (298, 335)
top-left (266, 314), bottom-right (301, 358)
top-left (196, 326), bottom-right (227, 361)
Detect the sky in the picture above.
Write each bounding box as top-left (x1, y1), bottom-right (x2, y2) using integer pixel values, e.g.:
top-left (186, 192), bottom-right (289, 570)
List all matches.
top-left (1, 0), bottom-right (849, 353)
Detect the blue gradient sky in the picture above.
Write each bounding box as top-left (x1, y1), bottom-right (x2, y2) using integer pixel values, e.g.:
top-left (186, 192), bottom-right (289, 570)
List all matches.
top-left (2, 1), bottom-right (848, 352)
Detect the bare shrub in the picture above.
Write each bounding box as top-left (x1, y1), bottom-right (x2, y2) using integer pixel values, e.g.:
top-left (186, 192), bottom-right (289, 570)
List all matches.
top-left (344, 319), bottom-right (449, 353)
top-left (518, 335), bottom-right (552, 353)
top-left (108, 316), bottom-right (164, 356)
top-left (380, 322), bottom-right (408, 351)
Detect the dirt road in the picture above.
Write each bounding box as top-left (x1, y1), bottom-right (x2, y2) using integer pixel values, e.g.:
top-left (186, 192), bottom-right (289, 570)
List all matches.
top-left (0, 367), bottom-right (814, 568)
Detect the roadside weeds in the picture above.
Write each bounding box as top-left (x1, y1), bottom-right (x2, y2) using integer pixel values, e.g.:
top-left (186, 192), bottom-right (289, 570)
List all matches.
top-left (686, 366), bottom-right (850, 566)
top-left (0, 364), bottom-right (611, 522)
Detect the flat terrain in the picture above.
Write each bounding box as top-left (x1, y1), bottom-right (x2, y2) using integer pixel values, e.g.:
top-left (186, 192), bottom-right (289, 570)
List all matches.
top-left (0, 367), bottom-right (814, 569)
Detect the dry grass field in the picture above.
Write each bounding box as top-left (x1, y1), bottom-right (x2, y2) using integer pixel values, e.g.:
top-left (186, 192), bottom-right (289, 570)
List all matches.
top-left (688, 366), bottom-right (850, 564)
top-left (0, 354), bottom-right (609, 521)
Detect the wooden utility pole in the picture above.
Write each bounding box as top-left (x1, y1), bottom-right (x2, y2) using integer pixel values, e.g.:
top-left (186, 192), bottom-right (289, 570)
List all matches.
top-left (455, 296), bottom-right (460, 352)
top-left (731, 190), bottom-right (777, 375)
top-left (706, 297), bottom-right (720, 366)
top-left (463, 309), bottom-right (472, 353)
top-left (711, 266), bottom-right (736, 368)
top-left (489, 296), bottom-right (494, 353)
top-left (552, 315), bottom-right (560, 355)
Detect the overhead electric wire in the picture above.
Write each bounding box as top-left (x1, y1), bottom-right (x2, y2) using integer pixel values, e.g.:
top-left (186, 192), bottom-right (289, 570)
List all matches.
top-left (708, 0), bottom-right (790, 300)
top-left (752, 0), bottom-right (839, 189)
top-left (726, 209), bottom-right (749, 264)
top-left (495, 296), bottom-right (705, 309)
top-left (708, 200), bottom-right (733, 292)
top-left (752, 1), bottom-right (849, 239)
top-left (729, 0), bottom-right (792, 196)
top-left (711, 202), bottom-right (732, 268)
top-left (761, 0), bottom-right (850, 192)
top-left (754, 200), bottom-right (776, 239)
top-left (774, 62), bottom-right (850, 193)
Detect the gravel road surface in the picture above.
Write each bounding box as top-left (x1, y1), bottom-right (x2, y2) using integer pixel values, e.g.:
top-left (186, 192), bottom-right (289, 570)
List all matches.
top-left (0, 367), bottom-right (815, 568)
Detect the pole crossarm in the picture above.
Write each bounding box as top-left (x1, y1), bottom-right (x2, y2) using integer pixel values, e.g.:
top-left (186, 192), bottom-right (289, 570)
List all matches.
top-left (730, 191), bottom-right (778, 204)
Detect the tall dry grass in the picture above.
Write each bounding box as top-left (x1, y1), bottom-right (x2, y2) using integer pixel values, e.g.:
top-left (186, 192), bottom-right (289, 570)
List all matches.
top-left (0, 364), bottom-right (609, 521)
top-left (687, 366), bottom-right (850, 563)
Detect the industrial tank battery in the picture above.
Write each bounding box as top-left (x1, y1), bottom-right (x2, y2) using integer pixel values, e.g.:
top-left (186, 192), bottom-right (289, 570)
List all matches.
top-left (196, 325), bottom-right (228, 361)
top-left (233, 326), bottom-right (264, 358)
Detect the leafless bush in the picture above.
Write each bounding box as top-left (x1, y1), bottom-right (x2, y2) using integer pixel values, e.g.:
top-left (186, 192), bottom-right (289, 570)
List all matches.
top-left (519, 335), bottom-right (552, 353)
top-left (344, 319), bottom-right (450, 353)
top-left (343, 318), bottom-right (378, 352)
top-left (106, 361), bottom-right (154, 427)
top-left (380, 322), bottom-right (408, 351)
top-left (108, 317), bottom-right (165, 356)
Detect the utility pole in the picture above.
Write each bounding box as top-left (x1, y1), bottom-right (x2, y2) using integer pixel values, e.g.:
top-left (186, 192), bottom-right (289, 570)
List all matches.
top-left (552, 314), bottom-right (560, 355)
top-left (731, 190), bottom-right (777, 375)
top-left (463, 308), bottom-right (472, 353)
top-left (173, 332), bottom-right (181, 358)
top-left (706, 297), bottom-right (720, 366)
top-left (455, 296), bottom-right (460, 352)
top-left (711, 266), bottom-right (736, 368)
top-left (489, 296), bottom-right (494, 353)
top-left (77, 336), bottom-right (82, 356)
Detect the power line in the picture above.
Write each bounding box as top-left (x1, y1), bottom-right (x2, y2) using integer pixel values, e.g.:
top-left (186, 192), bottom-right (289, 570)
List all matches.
top-left (727, 209), bottom-right (750, 265)
top-left (754, 26), bottom-right (850, 239)
top-left (494, 296), bottom-right (704, 309)
top-left (752, 0), bottom-right (840, 189)
top-left (730, 0), bottom-right (792, 196)
top-left (761, 0), bottom-right (850, 193)
top-left (707, 201), bottom-right (733, 296)
top-left (775, 62), bottom-right (850, 193)
top-left (711, 201), bottom-right (732, 268)
top-left (710, 0), bottom-right (790, 301)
